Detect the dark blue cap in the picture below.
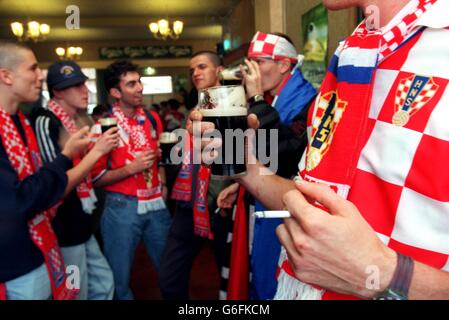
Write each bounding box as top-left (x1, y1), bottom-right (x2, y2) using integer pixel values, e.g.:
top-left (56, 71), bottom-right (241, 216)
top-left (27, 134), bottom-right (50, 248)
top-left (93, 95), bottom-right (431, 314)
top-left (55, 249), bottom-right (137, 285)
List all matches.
top-left (47, 60), bottom-right (88, 91)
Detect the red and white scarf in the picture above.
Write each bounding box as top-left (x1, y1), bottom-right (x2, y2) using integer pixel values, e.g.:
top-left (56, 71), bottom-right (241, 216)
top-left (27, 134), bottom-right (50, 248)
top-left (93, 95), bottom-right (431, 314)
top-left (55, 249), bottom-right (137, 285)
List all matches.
top-left (275, 0), bottom-right (438, 300)
top-left (48, 100), bottom-right (97, 214)
top-left (112, 103), bottom-right (164, 214)
top-left (0, 108), bottom-right (76, 300)
top-left (171, 133), bottom-right (214, 240)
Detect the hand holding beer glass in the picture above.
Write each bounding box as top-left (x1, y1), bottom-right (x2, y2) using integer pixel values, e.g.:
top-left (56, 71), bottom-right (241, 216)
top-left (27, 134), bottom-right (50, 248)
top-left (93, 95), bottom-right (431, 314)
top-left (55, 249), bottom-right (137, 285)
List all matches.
top-left (99, 117), bottom-right (118, 133)
top-left (197, 85), bottom-right (248, 180)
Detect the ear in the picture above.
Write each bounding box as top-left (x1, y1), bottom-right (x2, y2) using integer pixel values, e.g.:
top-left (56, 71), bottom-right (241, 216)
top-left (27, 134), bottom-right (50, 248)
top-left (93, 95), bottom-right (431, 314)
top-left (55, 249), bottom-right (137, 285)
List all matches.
top-left (0, 68), bottom-right (14, 86)
top-left (52, 88), bottom-right (63, 99)
top-left (110, 87), bottom-right (122, 100)
top-left (216, 65), bottom-right (224, 75)
top-left (278, 59), bottom-right (292, 75)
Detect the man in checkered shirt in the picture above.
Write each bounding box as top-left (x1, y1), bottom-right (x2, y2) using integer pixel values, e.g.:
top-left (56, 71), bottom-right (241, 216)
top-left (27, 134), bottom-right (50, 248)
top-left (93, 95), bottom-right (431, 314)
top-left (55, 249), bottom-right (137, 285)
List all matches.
top-left (188, 0), bottom-right (449, 299)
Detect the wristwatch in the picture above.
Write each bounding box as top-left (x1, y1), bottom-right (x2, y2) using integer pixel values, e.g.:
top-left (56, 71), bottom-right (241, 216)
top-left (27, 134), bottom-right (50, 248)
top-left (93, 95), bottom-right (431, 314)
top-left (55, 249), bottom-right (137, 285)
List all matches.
top-left (374, 253), bottom-right (414, 300)
top-left (248, 94), bottom-right (264, 104)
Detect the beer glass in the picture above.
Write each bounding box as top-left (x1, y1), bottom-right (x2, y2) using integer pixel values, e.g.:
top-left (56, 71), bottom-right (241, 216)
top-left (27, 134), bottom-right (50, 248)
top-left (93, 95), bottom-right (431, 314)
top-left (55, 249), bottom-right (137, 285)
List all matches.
top-left (219, 64), bottom-right (249, 81)
top-left (198, 85), bottom-right (248, 180)
top-left (159, 132), bottom-right (178, 165)
top-left (99, 117), bottom-right (118, 133)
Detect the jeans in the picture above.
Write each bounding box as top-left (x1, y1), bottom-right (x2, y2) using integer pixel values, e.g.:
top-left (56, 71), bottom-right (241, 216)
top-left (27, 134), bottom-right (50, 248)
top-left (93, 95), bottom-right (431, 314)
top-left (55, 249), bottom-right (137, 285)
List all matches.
top-left (61, 235), bottom-right (114, 300)
top-left (101, 192), bottom-right (172, 300)
top-left (5, 263), bottom-right (51, 300)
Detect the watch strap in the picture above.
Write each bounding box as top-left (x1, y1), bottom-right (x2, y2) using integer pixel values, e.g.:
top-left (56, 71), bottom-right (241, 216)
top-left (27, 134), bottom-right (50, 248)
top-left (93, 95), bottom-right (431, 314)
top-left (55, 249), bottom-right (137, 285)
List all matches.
top-left (392, 253), bottom-right (414, 296)
top-left (375, 253), bottom-right (414, 300)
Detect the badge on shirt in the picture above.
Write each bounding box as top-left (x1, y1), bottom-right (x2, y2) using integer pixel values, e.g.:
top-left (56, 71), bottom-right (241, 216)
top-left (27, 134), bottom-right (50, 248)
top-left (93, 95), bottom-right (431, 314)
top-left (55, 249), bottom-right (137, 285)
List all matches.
top-left (307, 91), bottom-right (347, 172)
top-left (392, 75), bottom-right (439, 127)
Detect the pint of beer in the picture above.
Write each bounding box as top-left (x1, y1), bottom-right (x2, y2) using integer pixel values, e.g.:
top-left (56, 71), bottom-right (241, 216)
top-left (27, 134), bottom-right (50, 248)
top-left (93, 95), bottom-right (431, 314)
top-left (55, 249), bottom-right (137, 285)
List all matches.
top-left (198, 85), bottom-right (248, 180)
top-left (99, 117), bottom-right (118, 133)
top-left (159, 132), bottom-right (178, 165)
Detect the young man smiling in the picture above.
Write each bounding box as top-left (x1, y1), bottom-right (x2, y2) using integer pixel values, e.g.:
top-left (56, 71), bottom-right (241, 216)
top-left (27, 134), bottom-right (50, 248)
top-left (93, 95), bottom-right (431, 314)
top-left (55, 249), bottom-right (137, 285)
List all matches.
top-left (92, 60), bottom-right (172, 300)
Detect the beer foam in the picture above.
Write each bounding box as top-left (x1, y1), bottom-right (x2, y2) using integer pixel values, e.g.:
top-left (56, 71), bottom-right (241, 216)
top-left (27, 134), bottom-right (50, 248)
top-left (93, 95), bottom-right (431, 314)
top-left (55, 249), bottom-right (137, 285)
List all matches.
top-left (99, 117), bottom-right (117, 126)
top-left (160, 132), bottom-right (178, 143)
top-left (200, 107), bottom-right (248, 117)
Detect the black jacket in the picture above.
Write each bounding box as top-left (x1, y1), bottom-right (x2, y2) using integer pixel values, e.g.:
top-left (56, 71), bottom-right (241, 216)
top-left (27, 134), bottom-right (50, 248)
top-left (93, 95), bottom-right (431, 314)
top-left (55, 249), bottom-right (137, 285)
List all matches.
top-left (31, 108), bottom-right (95, 247)
top-left (0, 113), bottom-right (71, 282)
top-left (249, 99), bottom-right (312, 178)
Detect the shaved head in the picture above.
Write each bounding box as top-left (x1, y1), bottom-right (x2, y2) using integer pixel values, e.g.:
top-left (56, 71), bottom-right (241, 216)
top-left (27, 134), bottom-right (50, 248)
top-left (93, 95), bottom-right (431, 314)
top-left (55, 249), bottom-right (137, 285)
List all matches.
top-left (0, 41), bottom-right (31, 70)
top-left (191, 51), bottom-right (222, 67)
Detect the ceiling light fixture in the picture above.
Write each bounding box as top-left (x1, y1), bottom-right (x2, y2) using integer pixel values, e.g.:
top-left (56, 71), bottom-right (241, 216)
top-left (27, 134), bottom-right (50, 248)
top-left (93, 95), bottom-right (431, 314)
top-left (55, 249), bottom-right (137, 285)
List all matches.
top-left (148, 19), bottom-right (183, 40)
top-left (55, 46), bottom-right (83, 60)
top-left (10, 21), bottom-right (50, 42)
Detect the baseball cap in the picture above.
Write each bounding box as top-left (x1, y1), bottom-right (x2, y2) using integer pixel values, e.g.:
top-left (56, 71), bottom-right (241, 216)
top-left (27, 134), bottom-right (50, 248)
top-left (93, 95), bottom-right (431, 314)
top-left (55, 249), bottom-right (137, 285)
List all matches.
top-left (47, 60), bottom-right (88, 91)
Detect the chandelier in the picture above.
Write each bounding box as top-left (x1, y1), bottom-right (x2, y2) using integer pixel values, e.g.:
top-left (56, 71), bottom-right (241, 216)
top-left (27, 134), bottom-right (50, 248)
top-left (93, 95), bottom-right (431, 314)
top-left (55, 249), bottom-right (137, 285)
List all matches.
top-left (10, 21), bottom-right (50, 42)
top-left (148, 19), bottom-right (183, 40)
top-left (55, 46), bottom-right (83, 60)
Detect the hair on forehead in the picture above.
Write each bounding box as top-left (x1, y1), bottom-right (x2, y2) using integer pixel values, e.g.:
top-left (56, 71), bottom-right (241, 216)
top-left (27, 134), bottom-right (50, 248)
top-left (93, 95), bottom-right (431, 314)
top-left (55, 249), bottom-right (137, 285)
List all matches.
top-left (191, 51), bottom-right (223, 67)
top-left (103, 59), bottom-right (139, 93)
top-left (0, 41), bottom-right (32, 70)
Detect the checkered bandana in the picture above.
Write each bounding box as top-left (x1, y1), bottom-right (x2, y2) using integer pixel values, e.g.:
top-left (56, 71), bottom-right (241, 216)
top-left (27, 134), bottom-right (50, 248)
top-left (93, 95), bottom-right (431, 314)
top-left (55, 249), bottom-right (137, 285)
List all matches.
top-left (0, 107), bottom-right (76, 300)
top-left (248, 31), bottom-right (299, 64)
top-left (48, 99), bottom-right (97, 214)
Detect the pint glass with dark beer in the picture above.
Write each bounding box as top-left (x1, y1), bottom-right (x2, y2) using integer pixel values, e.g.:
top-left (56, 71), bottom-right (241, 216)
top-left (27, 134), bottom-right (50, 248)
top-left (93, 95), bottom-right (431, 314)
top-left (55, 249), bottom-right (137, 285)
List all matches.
top-left (99, 117), bottom-right (118, 133)
top-left (159, 132), bottom-right (178, 165)
top-left (198, 85), bottom-right (248, 180)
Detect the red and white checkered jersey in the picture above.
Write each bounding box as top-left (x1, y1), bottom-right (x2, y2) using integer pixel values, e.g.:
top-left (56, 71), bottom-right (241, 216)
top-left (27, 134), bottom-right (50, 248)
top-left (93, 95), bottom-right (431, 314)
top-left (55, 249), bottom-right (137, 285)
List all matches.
top-left (299, 1), bottom-right (449, 274)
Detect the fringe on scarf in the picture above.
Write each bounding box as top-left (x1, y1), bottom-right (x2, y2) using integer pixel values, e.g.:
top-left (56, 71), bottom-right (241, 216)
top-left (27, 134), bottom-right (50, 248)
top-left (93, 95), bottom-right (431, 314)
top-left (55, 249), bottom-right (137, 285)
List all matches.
top-left (273, 248), bottom-right (324, 300)
top-left (274, 269), bottom-right (324, 300)
top-left (80, 189), bottom-right (98, 215)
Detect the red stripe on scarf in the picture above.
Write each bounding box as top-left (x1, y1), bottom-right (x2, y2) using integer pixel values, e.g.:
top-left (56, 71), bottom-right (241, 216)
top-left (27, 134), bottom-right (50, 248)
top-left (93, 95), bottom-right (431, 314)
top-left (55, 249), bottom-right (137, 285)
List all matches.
top-left (193, 165), bottom-right (213, 240)
top-left (172, 133), bottom-right (214, 240)
top-left (171, 133), bottom-right (194, 202)
top-left (227, 186), bottom-right (249, 300)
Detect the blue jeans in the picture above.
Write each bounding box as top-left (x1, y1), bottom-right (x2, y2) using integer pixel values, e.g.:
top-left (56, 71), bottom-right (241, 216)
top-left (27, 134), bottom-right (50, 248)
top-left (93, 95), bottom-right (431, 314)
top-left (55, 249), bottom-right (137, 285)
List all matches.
top-left (61, 235), bottom-right (114, 300)
top-left (101, 192), bottom-right (172, 300)
top-left (5, 264), bottom-right (51, 300)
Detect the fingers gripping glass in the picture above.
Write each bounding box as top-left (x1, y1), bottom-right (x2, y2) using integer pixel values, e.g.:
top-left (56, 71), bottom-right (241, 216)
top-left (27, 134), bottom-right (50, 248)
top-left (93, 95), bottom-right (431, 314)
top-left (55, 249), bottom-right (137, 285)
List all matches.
top-left (198, 85), bottom-right (248, 180)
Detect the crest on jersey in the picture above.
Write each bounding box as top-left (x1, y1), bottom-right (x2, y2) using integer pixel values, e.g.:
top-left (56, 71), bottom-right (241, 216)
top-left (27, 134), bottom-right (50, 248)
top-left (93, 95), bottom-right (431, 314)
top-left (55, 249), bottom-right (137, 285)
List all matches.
top-left (306, 91), bottom-right (347, 172)
top-left (392, 75), bottom-right (439, 127)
